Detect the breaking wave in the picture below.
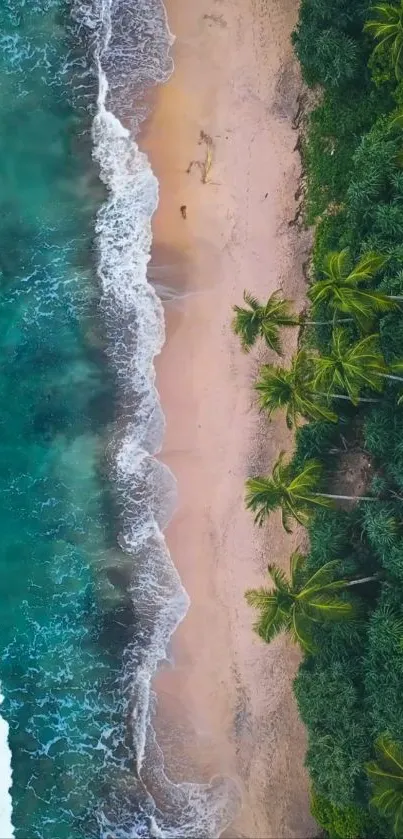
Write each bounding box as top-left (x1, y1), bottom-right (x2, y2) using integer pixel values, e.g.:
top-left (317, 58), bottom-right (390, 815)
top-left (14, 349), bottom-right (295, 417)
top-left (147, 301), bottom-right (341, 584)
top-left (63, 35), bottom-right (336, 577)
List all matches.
top-left (72, 0), bottom-right (241, 835)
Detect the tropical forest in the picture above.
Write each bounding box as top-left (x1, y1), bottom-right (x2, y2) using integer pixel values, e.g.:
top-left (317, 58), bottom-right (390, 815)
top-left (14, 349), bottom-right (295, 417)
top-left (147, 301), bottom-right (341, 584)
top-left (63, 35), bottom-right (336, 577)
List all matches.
top-left (232, 0), bottom-right (403, 836)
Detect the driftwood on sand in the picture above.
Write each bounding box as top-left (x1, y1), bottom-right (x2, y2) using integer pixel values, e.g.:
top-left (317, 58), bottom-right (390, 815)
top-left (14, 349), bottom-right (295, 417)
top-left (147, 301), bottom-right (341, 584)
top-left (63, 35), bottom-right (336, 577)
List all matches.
top-left (186, 130), bottom-right (214, 183)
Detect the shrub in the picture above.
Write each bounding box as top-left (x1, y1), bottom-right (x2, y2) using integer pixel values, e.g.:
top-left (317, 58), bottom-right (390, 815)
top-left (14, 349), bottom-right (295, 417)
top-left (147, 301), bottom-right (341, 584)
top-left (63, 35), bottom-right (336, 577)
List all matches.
top-left (292, 0), bottom-right (372, 89)
top-left (311, 791), bottom-right (371, 838)
top-left (364, 596), bottom-right (403, 742)
top-left (295, 655), bottom-right (370, 805)
top-left (304, 88), bottom-right (389, 223)
top-left (292, 421), bottom-right (342, 470)
top-left (362, 503), bottom-right (400, 556)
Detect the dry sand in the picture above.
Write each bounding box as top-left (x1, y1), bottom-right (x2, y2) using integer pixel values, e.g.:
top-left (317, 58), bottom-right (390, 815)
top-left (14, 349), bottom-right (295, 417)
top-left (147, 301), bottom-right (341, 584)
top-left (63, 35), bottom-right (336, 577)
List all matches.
top-left (141, 0), bottom-right (316, 835)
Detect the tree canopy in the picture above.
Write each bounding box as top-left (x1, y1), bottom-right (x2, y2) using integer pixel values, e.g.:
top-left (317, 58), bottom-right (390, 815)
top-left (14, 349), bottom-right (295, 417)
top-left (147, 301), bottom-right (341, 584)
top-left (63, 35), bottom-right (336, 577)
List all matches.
top-left (232, 290), bottom-right (298, 355)
top-left (245, 552), bottom-right (357, 652)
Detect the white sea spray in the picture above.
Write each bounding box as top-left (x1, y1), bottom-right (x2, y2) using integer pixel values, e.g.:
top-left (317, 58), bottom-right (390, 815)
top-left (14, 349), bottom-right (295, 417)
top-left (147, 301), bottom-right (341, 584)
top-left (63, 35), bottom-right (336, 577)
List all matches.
top-left (0, 691), bottom-right (14, 839)
top-left (76, 0), bottom-right (242, 833)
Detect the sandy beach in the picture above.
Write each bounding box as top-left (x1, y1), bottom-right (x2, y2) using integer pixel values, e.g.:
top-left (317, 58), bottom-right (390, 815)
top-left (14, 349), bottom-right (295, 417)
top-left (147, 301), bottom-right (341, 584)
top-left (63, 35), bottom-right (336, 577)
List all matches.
top-left (141, 0), bottom-right (315, 835)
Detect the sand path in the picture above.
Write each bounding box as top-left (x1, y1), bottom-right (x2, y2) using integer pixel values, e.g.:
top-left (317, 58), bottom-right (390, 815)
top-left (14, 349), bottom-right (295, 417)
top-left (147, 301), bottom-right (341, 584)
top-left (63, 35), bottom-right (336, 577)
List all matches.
top-left (141, 0), bottom-right (315, 835)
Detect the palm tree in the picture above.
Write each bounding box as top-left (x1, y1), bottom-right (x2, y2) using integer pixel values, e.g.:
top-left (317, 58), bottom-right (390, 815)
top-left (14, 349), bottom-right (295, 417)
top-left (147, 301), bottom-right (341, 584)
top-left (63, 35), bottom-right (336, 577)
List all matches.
top-left (255, 349), bottom-right (378, 427)
top-left (365, 2), bottom-right (403, 80)
top-left (231, 290), bottom-right (345, 355)
top-left (245, 552), bottom-right (373, 652)
top-left (255, 351), bottom-right (338, 428)
top-left (309, 328), bottom-right (387, 405)
top-left (309, 249), bottom-right (399, 331)
top-left (366, 734), bottom-right (403, 836)
top-left (232, 290), bottom-right (299, 355)
top-left (245, 452), bottom-right (375, 533)
top-left (310, 328), bottom-right (403, 405)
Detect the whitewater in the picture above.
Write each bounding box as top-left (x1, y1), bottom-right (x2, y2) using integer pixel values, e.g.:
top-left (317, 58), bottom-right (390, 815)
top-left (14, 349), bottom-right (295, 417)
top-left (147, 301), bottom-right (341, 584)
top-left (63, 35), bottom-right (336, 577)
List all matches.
top-left (76, 0), bottom-right (239, 835)
top-left (0, 693), bottom-right (13, 839)
top-left (0, 0), bottom-right (239, 834)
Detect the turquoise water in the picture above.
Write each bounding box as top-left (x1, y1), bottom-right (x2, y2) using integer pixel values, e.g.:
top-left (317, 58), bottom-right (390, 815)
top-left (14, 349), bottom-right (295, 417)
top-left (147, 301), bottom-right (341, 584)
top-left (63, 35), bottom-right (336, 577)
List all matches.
top-left (0, 2), bottom-right (241, 836)
top-left (0, 2), bottom-right (134, 836)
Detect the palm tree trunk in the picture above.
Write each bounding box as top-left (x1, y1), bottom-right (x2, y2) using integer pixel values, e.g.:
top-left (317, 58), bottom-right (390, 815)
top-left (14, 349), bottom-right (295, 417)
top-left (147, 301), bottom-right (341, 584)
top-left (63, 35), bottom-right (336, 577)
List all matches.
top-left (313, 492), bottom-right (376, 501)
top-left (301, 319), bottom-right (353, 326)
top-left (378, 373), bottom-right (403, 383)
top-left (315, 391), bottom-right (379, 404)
top-left (346, 575), bottom-right (378, 587)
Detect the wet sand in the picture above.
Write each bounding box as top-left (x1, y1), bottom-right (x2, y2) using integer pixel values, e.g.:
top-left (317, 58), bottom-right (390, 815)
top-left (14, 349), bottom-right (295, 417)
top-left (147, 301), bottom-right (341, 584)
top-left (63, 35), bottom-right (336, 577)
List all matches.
top-left (142, 0), bottom-right (315, 835)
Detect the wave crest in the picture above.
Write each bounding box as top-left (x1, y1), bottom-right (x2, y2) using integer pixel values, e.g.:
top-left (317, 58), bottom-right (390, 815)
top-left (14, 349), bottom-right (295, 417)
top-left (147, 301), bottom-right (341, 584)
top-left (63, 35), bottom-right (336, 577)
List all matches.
top-left (74, 0), bottom-right (242, 834)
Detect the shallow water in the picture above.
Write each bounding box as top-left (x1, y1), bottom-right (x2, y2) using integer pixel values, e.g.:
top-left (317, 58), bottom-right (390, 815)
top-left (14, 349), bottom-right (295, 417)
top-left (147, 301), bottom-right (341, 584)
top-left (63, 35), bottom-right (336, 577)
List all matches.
top-left (0, 2), bottom-right (239, 836)
top-left (0, 2), bottom-right (130, 835)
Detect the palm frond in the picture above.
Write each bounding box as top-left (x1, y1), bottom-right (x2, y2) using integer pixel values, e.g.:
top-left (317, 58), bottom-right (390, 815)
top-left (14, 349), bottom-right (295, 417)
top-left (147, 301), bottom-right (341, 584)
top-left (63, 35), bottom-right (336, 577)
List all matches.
top-left (297, 560), bottom-right (342, 599)
top-left (304, 595), bottom-right (356, 621)
top-left (255, 363), bottom-right (337, 426)
top-left (292, 609), bottom-right (316, 653)
top-left (244, 587), bottom-right (276, 609)
top-left (245, 590), bottom-right (290, 643)
top-left (310, 249), bottom-right (393, 330)
top-left (367, 733), bottom-right (403, 834)
top-left (264, 289), bottom-right (299, 325)
top-left (375, 734), bottom-right (403, 777)
top-left (282, 498), bottom-right (312, 530)
top-left (267, 563), bottom-right (290, 592)
top-left (231, 305), bottom-right (261, 352)
top-left (281, 506), bottom-right (296, 534)
top-left (289, 550), bottom-right (306, 587)
top-left (243, 290), bottom-right (261, 310)
top-left (253, 605), bottom-right (291, 643)
top-left (322, 248), bottom-right (350, 282)
top-left (272, 450), bottom-right (291, 485)
top-left (310, 329), bottom-right (387, 404)
top-left (346, 251), bottom-right (388, 285)
top-left (288, 458), bottom-right (323, 496)
top-left (260, 320), bottom-right (284, 355)
top-left (365, 2), bottom-right (403, 79)
top-left (245, 476), bottom-right (280, 526)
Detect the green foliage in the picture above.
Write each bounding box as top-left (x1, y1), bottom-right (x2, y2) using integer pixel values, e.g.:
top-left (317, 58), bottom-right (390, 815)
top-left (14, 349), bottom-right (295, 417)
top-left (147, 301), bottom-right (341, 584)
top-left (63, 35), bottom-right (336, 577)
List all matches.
top-left (309, 328), bottom-right (388, 403)
top-left (304, 88), bottom-right (389, 223)
top-left (345, 118), bottom-right (403, 250)
top-left (309, 250), bottom-right (396, 331)
top-left (292, 0), bottom-right (372, 89)
top-left (231, 290), bottom-right (298, 355)
top-left (245, 552), bottom-right (358, 652)
top-left (292, 420), bottom-right (343, 471)
top-left (245, 451), bottom-right (333, 531)
top-left (248, 0), bottom-right (403, 835)
top-left (362, 503), bottom-right (399, 554)
top-left (366, 733), bottom-right (403, 836)
top-left (308, 507), bottom-right (376, 580)
top-left (311, 791), bottom-right (371, 838)
top-left (295, 655), bottom-right (371, 805)
top-left (255, 351), bottom-right (338, 428)
top-left (365, 2), bottom-right (403, 81)
top-left (313, 214), bottom-right (350, 271)
top-left (364, 401), bottom-right (398, 458)
top-left (365, 596), bottom-right (403, 740)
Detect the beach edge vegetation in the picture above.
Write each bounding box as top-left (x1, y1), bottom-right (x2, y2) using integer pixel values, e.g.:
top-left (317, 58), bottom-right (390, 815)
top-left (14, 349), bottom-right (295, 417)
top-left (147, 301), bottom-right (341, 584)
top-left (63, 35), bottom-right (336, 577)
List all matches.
top-left (233, 1), bottom-right (403, 836)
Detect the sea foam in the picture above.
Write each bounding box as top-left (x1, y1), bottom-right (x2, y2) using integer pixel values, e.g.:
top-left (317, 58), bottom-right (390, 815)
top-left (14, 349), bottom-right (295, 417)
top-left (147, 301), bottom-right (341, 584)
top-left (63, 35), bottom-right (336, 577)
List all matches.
top-left (0, 693), bottom-right (14, 839)
top-left (75, 0), bottom-right (242, 834)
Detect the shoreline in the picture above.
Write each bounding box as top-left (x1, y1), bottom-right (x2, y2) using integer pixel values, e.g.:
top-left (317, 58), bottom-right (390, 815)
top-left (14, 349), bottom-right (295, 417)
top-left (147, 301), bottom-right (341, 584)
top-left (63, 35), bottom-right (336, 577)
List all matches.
top-left (142, 0), bottom-right (315, 834)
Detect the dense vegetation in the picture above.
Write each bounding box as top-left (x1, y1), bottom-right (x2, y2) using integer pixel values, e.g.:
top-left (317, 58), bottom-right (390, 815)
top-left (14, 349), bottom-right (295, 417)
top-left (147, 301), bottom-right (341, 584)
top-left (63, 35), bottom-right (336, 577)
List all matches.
top-left (233, 1), bottom-right (403, 836)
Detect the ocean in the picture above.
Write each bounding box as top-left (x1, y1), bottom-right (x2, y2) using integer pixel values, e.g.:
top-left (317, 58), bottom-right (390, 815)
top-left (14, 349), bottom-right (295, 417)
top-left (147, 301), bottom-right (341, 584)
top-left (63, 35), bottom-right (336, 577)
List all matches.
top-left (0, 1), bottom-right (238, 837)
